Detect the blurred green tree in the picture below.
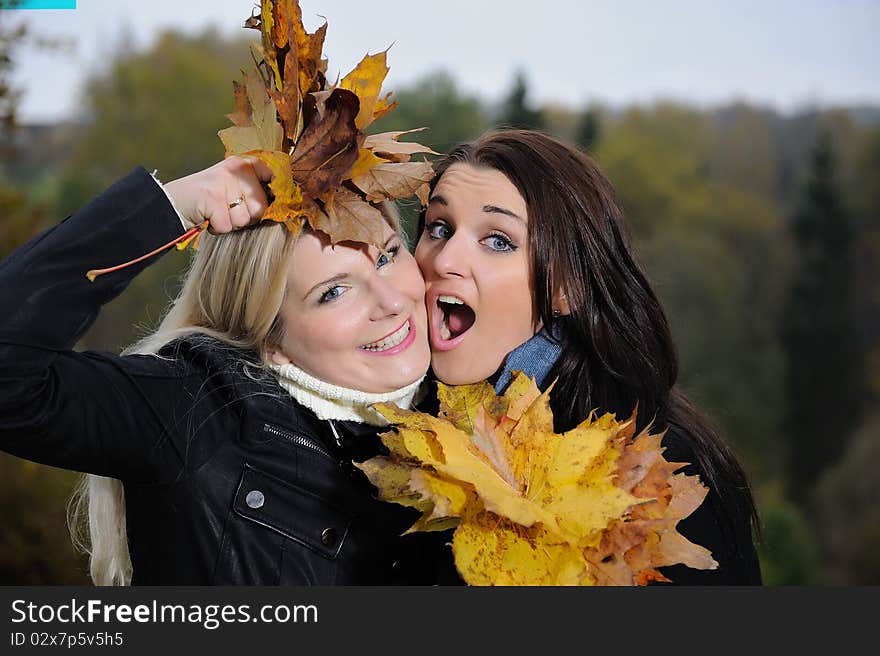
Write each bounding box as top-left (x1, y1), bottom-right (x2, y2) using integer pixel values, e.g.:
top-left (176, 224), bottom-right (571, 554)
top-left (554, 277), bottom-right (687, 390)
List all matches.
top-left (55, 28), bottom-right (254, 215)
top-left (496, 69), bottom-right (543, 130)
top-left (754, 484), bottom-right (821, 585)
top-left (575, 106), bottom-right (600, 152)
top-left (780, 132), bottom-right (865, 502)
top-left (851, 127), bottom-right (880, 407)
top-left (813, 413), bottom-right (880, 584)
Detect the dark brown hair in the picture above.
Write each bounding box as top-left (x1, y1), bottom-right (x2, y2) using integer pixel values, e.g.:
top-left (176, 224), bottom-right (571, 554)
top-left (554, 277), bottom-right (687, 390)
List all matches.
top-left (418, 129), bottom-right (759, 542)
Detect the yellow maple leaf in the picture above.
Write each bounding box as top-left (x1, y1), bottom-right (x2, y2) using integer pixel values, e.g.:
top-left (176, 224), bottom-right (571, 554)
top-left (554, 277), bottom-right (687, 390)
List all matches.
top-left (338, 49), bottom-right (392, 130)
top-left (358, 371), bottom-right (719, 586)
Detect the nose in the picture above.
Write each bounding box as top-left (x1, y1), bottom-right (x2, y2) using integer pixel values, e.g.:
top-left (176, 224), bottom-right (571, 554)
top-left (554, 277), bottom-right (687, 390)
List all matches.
top-left (426, 232), bottom-right (469, 279)
top-left (370, 275), bottom-right (407, 320)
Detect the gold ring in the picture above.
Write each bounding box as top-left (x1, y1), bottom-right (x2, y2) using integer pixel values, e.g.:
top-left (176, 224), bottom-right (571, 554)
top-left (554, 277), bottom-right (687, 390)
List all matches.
top-left (228, 196), bottom-right (244, 209)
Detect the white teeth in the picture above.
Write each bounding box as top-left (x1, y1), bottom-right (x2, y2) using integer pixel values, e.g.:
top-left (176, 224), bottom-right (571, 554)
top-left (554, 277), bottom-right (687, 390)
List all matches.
top-left (362, 321), bottom-right (410, 352)
top-left (438, 295), bottom-right (464, 305)
top-left (439, 318), bottom-right (451, 341)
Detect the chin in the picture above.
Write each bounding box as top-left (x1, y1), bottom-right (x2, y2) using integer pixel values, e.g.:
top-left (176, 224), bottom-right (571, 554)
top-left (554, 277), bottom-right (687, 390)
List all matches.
top-left (430, 355), bottom-right (492, 386)
top-left (386, 359), bottom-right (431, 390)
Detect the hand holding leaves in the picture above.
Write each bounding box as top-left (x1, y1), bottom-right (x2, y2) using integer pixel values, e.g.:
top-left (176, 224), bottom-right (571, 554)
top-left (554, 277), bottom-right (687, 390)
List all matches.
top-left (164, 156), bottom-right (273, 234)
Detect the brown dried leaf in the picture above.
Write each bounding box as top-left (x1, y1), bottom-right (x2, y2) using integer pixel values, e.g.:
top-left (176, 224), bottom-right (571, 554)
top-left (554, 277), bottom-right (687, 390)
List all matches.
top-left (226, 79), bottom-right (253, 127)
top-left (364, 129), bottom-right (439, 162)
top-left (289, 88), bottom-right (362, 198)
top-left (218, 72), bottom-right (283, 156)
top-left (269, 49), bottom-right (302, 145)
top-left (318, 188), bottom-right (388, 248)
top-left (351, 160), bottom-right (435, 203)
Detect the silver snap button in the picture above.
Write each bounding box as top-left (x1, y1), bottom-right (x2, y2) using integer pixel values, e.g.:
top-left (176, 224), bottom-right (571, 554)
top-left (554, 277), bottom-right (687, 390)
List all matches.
top-left (245, 490), bottom-right (265, 509)
top-left (321, 527), bottom-right (337, 546)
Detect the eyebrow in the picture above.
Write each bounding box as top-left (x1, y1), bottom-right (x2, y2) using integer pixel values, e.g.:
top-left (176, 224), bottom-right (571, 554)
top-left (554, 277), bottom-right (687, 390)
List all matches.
top-left (482, 204), bottom-right (524, 222)
top-left (301, 235), bottom-right (398, 300)
top-left (429, 194), bottom-right (523, 223)
top-left (304, 273), bottom-right (347, 301)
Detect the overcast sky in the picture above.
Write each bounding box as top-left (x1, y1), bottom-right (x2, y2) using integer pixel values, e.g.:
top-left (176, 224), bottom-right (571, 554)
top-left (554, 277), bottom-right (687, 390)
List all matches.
top-left (6, 0), bottom-right (879, 123)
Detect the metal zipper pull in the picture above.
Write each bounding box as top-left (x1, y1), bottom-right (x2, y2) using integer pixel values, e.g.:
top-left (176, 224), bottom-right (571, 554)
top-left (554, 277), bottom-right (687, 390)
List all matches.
top-left (328, 419), bottom-right (344, 447)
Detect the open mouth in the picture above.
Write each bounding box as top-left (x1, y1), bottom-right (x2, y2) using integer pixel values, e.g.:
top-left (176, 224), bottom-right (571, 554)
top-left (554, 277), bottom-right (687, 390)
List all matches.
top-left (435, 294), bottom-right (476, 346)
top-left (360, 318), bottom-right (415, 355)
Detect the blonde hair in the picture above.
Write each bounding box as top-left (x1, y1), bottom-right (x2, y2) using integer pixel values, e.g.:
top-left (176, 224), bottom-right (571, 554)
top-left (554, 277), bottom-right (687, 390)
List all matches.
top-left (68, 203), bottom-right (402, 586)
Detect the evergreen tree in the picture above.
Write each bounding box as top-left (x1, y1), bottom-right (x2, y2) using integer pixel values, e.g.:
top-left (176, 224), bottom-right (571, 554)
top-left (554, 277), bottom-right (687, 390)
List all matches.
top-left (575, 106), bottom-right (600, 151)
top-left (497, 70), bottom-right (543, 130)
top-left (780, 132), bottom-right (864, 502)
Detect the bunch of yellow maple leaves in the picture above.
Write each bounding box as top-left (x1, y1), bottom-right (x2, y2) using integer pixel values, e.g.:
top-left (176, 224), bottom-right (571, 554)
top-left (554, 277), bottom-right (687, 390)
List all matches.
top-left (359, 372), bottom-right (719, 586)
top-left (219, 0), bottom-right (436, 249)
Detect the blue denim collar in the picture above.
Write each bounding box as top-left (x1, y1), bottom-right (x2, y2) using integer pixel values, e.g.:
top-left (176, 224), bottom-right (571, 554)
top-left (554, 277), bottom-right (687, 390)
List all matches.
top-left (493, 324), bottom-right (563, 395)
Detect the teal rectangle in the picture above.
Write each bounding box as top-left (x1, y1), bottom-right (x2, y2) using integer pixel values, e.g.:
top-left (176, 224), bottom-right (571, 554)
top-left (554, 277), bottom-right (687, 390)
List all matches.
top-left (7, 0), bottom-right (76, 8)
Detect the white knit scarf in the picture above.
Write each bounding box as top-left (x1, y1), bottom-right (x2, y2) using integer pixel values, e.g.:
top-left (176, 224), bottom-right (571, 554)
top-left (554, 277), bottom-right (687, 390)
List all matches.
top-left (266, 361), bottom-right (426, 426)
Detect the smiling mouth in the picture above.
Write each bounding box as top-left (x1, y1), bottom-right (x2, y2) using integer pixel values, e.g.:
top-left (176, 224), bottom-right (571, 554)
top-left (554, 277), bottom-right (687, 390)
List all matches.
top-left (361, 319), bottom-right (412, 352)
top-left (437, 295), bottom-right (476, 342)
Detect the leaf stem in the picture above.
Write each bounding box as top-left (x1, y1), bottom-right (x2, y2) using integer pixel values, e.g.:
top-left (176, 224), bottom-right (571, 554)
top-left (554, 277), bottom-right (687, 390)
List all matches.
top-left (85, 224), bottom-right (204, 282)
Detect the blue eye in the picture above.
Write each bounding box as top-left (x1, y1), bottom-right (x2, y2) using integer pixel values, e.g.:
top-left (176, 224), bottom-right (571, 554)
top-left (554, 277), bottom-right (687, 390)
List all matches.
top-left (319, 286), bottom-right (345, 303)
top-left (425, 221), bottom-right (453, 240)
top-left (482, 233), bottom-right (515, 253)
top-left (376, 245), bottom-right (400, 269)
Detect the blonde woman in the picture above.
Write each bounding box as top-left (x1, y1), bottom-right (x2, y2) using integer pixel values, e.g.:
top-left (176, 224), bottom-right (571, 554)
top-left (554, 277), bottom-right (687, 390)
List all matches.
top-left (0, 156), bottom-right (448, 585)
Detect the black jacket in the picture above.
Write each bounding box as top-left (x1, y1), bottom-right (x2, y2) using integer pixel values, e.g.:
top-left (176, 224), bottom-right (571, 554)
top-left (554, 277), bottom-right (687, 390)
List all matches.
top-left (0, 167), bottom-right (453, 585)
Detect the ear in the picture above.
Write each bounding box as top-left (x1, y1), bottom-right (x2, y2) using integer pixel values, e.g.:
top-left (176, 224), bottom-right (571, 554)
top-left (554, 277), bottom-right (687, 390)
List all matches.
top-left (552, 288), bottom-right (571, 317)
top-left (266, 349), bottom-right (292, 366)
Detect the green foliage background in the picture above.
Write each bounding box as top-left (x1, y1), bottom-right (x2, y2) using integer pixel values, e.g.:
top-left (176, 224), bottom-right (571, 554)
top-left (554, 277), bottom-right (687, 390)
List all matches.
top-left (1, 24), bottom-right (877, 585)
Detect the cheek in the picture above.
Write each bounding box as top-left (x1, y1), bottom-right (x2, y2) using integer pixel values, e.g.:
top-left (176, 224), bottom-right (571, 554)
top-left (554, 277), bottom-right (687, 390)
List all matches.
top-left (397, 254), bottom-right (427, 300)
top-left (478, 258), bottom-right (534, 327)
top-left (414, 240), bottom-right (434, 276)
top-left (283, 310), bottom-right (364, 357)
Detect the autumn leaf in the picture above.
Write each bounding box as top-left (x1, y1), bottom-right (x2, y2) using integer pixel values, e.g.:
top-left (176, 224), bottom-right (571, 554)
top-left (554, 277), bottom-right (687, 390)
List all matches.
top-left (371, 91), bottom-right (398, 123)
top-left (243, 149), bottom-right (308, 235)
top-left (218, 71), bottom-right (284, 156)
top-left (364, 129), bottom-right (439, 162)
top-left (317, 188), bottom-right (389, 248)
top-left (351, 160), bottom-right (435, 204)
top-left (289, 88), bottom-right (362, 198)
top-left (348, 147), bottom-right (387, 181)
top-left (286, 0), bottom-right (327, 97)
top-left (339, 49), bottom-right (391, 130)
top-left (357, 372), bottom-right (718, 586)
top-left (269, 49), bottom-right (303, 145)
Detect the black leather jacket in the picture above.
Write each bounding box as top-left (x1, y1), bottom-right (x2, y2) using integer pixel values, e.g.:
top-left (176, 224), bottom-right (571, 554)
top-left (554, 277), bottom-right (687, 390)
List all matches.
top-left (0, 167), bottom-right (454, 585)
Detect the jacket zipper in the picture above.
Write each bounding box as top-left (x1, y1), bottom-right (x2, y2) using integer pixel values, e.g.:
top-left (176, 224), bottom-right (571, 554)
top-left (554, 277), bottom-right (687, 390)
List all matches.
top-left (262, 423), bottom-right (334, 461)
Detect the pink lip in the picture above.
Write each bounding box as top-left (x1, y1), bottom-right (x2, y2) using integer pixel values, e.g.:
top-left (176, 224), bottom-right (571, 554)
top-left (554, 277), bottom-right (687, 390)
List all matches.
top-left (360, 318), bottom-right (416, 357)
top-left (428, 289), bottom-right (473, 352)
